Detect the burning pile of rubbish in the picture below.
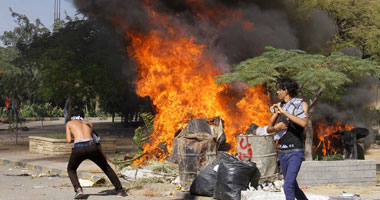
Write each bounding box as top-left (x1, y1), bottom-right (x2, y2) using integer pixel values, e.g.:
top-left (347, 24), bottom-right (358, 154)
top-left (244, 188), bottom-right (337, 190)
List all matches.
top-left (313, 121), bottom-right (370, 160)
top-left (166, 117), bottom-right (283, 199)
top-left (161, 116), bottom-right (371, 199)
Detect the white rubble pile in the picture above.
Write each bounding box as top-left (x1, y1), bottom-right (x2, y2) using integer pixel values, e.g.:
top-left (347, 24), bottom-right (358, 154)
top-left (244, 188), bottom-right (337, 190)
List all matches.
top-left (120, 166), bottom-right (176, 181)
top-left (241, 190), bottom-right (330, 200)
top-left (241, 181), bottom-right (329, 200)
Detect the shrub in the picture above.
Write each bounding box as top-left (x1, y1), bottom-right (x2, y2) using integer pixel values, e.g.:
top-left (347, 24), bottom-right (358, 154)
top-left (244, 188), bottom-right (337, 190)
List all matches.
top-left (314, 154), bottom-right (344, 161)
top-left (20, 103), bottom-right (63, 118)
top-left (133, 112), bottom-right (154, 155)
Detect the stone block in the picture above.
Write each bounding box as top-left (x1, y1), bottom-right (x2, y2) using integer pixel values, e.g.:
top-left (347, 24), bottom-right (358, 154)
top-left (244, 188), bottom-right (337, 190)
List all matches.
top-left (29, 136), bottom-right (116, 155)
top-left (297, 160), bottom-right (376, 187)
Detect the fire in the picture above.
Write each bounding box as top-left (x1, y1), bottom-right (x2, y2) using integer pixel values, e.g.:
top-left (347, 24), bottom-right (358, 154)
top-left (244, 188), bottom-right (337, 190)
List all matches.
top-left (121, 3), bottom-right (270, 165)
top-left (313, 121), bottom-right (355, 156)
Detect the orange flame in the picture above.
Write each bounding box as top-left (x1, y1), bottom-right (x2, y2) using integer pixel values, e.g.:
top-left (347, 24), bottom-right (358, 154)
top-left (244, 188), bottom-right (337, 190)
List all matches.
top-left (121, 6), bottom-right (269, 165)
top-left (313, 121), bottom-right (354, 156)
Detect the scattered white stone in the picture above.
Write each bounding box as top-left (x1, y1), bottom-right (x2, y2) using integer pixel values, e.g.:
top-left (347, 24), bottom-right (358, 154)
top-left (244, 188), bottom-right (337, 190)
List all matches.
top-left (120, 168), bottom-right (175, 181)
top-left (32, 185), bottom-right (48, 189)
top-left (171, 176), bottom-right (180, 185)
top-left (241, 190), bottom-right (329, 200)
top-left (79, 178), bottom-right (95, 187)
top-left (342, 192), bottom-right (359, 197)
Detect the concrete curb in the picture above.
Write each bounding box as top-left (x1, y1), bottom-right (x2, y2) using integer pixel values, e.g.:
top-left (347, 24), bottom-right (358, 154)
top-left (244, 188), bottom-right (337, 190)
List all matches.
top-left (0, 158), bottom-right (104, 182)
top-left (22, 117), bottom-right (122, 121)
top-left (329, 197), bottom-right (380, 200)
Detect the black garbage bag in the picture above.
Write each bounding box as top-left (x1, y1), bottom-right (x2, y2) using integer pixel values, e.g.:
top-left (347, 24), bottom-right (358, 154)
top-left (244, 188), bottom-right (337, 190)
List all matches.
top-left (190, 152), bottom-right (237, 196)
top-left (214, 159), bottom-right (257, 200)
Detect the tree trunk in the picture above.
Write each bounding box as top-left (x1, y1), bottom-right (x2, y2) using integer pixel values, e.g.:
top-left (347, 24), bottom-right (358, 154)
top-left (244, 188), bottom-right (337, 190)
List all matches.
top-left (68, 97), bottom-right (72, 122)
top-left (304, 89), bottom-right (323, 161)
top-left (112, 112), bottom-right (115, 124)
top-left (305, 117), bottom-right (313, 161)
top-left (305, 101), bottom-right (317, 161)
top-left (14, 99), bottom-right (20, 145)
top-left (95, 95), bottom-right (100, 114)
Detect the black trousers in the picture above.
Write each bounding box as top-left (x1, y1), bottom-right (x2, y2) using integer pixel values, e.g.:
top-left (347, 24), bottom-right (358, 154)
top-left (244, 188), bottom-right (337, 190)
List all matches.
top-left (67, 144), bottom-right (122, 191)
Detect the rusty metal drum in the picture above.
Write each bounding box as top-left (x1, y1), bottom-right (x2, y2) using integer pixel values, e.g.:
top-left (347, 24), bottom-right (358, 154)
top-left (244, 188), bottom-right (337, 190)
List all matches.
top-left (237, 134), bottom-right (278, 184)
top-left (177, 133), bottom-right (217, 191)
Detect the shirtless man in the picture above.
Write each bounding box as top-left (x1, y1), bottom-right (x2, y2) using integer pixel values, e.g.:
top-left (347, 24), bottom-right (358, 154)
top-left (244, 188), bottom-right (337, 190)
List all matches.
top-left (66, 108), bottom-right (125, 199)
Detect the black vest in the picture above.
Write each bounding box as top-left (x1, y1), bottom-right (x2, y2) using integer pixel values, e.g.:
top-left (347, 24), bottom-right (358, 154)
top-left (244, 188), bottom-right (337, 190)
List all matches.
top-left (278, 120), bottom-right (304, 150)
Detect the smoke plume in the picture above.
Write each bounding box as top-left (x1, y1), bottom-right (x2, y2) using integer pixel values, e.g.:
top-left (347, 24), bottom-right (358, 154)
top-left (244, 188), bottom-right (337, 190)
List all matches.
top-left (71, 0), bottom-right (337, 65)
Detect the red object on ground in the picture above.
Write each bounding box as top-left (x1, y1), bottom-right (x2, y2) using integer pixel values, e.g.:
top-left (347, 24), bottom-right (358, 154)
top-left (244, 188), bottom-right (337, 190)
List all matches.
top-left (5, 96), bottom-right (12, 110)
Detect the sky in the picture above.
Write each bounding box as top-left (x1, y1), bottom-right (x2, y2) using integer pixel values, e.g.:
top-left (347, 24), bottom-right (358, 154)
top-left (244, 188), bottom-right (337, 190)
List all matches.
top-left (0, 0), bottom-right (78, 46)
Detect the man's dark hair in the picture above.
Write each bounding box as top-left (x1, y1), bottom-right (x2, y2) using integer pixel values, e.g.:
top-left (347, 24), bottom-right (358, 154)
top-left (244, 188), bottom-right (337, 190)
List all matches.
top-left (72, 108), bottom-right (85, 118)
top-left (277, 77), bottom-right (299, 97)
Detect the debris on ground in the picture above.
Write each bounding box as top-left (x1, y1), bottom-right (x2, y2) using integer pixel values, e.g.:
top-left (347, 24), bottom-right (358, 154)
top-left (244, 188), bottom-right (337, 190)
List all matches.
top-left (4, 173), bottom-right (30, 176)
top-left (32, 185), bottom-right (49, 189)
top-left (92, 177), bottom-right (110, 187)
top-left (78, 178), bottom-right (94, 187)
top-left (341, 191), bottom-right (360, 197)
top-left (241, 190), bottom-right (330, 200)
top-left (120, 160), bottom-right (178, 182)
top-left (171, 176), bottom-right (180, 186)
top-left (129, 177), bottom-right (166, 190)
top-left (137, 183), bottom-right (176, 197)
top-left (244, 180), bottom-right (283, 193)
top-left (78, 176), bottom-right (110, 187)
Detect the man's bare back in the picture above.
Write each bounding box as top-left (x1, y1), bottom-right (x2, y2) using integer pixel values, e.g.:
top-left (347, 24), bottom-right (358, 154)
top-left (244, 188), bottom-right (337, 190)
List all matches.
top-left (66, 120), bottom-right (93, 143)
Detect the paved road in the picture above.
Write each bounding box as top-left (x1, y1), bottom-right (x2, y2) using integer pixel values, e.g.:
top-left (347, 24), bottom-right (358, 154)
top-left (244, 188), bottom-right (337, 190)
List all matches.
top-left (0, 163), bottom-right (128, 200)
top-left (0, 163), bottom-right (182, 200)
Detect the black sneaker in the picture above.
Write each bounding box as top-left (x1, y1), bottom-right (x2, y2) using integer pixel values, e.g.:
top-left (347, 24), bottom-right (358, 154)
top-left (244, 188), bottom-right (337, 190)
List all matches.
top-left (116, 189), bottom-right (127, 197)
top-left (74, 188), bottom-right (84, 199)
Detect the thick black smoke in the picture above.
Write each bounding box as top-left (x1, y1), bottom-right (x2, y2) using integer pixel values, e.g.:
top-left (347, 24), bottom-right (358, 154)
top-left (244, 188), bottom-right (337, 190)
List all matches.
top-left (70, 0), bottom-right (379, 141)
top-left (70, 0), bottom-right (337, 65)
top-left (313, 77), bottom-right (379, 128)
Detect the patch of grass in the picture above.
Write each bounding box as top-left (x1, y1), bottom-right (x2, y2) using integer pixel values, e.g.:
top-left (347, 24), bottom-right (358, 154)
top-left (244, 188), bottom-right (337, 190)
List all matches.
top-left (44, 133), bottom-right (66, 139)
top-left (315, 154), bottom-right (344, 161)
top-left (149, 161), bottom-right (179, 176)
top-left (129, 177), bottom-right (166, 190)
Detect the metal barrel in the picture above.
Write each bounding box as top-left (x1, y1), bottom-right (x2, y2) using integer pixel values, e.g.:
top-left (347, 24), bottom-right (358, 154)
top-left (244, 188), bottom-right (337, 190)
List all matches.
top-left (237, 134), bottom-right (278, 183)
top-left (177, 133), bottom-right (217, 191)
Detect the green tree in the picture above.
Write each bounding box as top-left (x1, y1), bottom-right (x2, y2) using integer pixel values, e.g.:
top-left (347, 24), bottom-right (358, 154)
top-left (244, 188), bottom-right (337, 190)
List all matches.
top-left (0, 9), bottom-right (50, 143)
top-left (22, 19), bottom-right (131, 119)
top-left (290, 0), bottom-right (380, 61)
top-left (0, 69), bottom-right (30, 144)
top-left (215, 47), bottom-right (380, 160)
top-left (0, 8), bottom-right (49, 51)
top-left (1, 10), bottom-right (50, 106)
